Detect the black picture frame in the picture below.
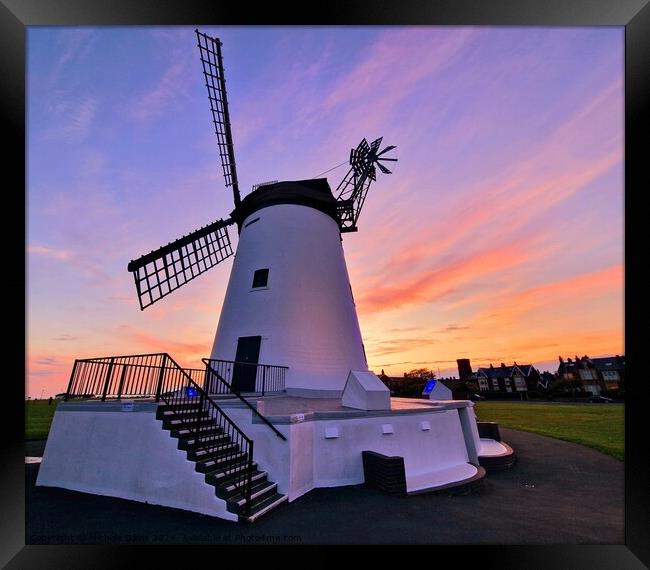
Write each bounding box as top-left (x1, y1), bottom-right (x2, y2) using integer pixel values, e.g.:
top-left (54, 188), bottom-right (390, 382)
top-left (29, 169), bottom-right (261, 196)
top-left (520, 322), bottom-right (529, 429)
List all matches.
top-left (5, 0), bottom-right (648, 566)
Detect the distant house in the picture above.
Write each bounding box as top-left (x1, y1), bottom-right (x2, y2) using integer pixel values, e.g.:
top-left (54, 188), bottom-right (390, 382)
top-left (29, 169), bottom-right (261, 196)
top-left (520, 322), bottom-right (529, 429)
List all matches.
top-left (557, 355), bottom-right (624, 395)
top-left (538, 371), bottom-right (556, 391)
top-left (514, 362), bottom-right (543, 391)
top-left (476, 363), bottom-right (529, 395)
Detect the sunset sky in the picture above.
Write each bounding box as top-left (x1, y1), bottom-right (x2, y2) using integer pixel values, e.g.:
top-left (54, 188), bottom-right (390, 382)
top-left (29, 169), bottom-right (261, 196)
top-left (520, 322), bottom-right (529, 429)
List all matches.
top-left (27, 26), bottom-right (624, 399)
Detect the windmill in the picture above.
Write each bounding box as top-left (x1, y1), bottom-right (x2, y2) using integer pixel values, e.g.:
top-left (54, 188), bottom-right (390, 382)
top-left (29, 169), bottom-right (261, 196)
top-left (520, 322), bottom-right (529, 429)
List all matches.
top-left (127, 30), bottom-right (397, 396)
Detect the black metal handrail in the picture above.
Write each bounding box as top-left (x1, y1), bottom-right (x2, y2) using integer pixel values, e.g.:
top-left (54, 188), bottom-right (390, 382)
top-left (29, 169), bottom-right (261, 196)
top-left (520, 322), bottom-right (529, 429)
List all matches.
top-left (203, 359), bottom-right (287, 395)
top-left (64, 354), bottom-right (171, 401)
top-left (63, 353), bottom-right (257, 515)
top-left (203, 358), bottom-right (287, 441)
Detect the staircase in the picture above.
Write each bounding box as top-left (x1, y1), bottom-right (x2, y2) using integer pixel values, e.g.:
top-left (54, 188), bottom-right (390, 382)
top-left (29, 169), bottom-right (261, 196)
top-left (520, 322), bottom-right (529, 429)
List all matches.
top-left (157, 400), bottom-right (287, 522)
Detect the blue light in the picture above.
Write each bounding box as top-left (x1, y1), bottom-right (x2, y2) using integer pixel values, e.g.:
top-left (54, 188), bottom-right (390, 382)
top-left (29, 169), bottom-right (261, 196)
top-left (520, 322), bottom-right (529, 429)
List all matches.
top-left (185, 386), bottom-right (198, 398)
top-left (422, 379), bottom-right (437, 394)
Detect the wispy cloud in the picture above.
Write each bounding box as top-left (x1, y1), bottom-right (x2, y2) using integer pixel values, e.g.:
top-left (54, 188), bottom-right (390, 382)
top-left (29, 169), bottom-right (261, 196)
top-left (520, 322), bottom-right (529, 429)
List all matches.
top-left (129, 61), bottom-right (190, 121)
top-left (436, 324), bottom-right (468, 334)
top-left (54, 334), bottom-right (79, 341)
top-left (41, 96), bottom-right (97, 143)
top-left (366, 336), bottom-right (438, 357)
top-left (357, 237), bottom-right (540, 313)
top-left (473, 264), bottom-right (623, 326)
top-left (128, 36), bottom-right (194, 122)
top-left (49, 29), bottom-right (96, 85)
top-left (28, 244), bottom-right (74, 261)
top-left (325, 28), bottom-right (476, 113)
top-left (116, 325), bottom-right (211, 368)
top-left (369, 79), bottom-right (622, 285)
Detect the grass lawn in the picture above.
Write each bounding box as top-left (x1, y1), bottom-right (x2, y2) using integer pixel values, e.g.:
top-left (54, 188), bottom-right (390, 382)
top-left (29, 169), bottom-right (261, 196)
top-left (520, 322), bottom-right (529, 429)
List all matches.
top-left (25, 400), bottom-right (60, 440)
top-left (474, 401), bottom-right (624, 461)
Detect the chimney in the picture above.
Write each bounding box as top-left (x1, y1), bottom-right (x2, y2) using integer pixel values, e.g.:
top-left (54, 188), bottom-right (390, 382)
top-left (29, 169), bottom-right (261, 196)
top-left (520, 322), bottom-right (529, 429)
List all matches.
top-left (456, 358), bottom-right (472, 381)
top-left (501, 363), bottom-right (506, 368)
top-left (489, 363), bottom-right (494, 369)
top-left (559, 356), bottom-right (564, 363)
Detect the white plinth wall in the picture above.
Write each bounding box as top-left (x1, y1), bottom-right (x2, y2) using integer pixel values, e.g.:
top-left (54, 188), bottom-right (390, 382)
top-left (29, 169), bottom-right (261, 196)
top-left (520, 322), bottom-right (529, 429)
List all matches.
top-left (216, 399), bottom-right (485, 501)
top-left (36, 398), bottom-right (512, 520)
top-left (210, 203), bottom-right (368, 398)
top-left (36, 402), bottom-right (237, 521)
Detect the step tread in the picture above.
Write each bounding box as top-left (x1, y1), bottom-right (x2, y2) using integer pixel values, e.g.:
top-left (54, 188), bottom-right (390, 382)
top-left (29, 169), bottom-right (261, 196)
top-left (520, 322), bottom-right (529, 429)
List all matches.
top-left (217, 470), bottom-right (267, 493)
top-left (164, 419), bottom-right (215, 430)
top-left (205, 463), bottom-right (259, 485)
top-left (240, 493), bottom-right (288, 523)
top-left (231, 481), bottom-right (277, 507)
top-left (196, 451), bottom-right (248, 472)
top-left (189, 443), bottom-right (240, 460)
top-left (178, 434), bottom-right (231, 449)
top-left (173, 425), bottom-right (224, 436)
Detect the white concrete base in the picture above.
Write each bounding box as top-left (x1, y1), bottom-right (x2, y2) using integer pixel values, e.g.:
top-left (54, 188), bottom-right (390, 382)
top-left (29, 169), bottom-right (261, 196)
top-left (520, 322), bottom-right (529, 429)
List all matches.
top-left (37, 397), bottom-right (488, 520)
top-left (341, 370), bottom-right (391, 411)
top-left (479, 438), bottom-right (509, 457)
top-left (406, 463), bottom-right (478, 493)
top-left (219, 397), bottom-right (479, 503)
top-left (36, 403), bottom-right (237, 521)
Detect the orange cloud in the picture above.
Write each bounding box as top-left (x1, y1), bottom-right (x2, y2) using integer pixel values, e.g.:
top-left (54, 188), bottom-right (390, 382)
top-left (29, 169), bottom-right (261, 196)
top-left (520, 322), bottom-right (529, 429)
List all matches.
top-left (475, 264), bottom-right (623, 326)
top-left (117, 325), bottom-right (212, 369)
top-left (357, 238), bottom-right (536, 313)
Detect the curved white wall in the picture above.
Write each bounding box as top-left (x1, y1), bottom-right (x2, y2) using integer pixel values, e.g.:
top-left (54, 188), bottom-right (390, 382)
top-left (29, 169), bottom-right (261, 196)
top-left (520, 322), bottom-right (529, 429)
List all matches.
top-left (210, 204), bottom-right (368, 396)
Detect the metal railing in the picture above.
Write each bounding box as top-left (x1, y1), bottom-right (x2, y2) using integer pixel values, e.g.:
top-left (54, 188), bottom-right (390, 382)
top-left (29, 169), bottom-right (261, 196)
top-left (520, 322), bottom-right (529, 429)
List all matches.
top-left (203, 359), bottom-right (287, 441)
top-left (64, 353), bottom-right (170, 401)
top-left (63, 353), bottom-right (256, 515)
top-left (203, 359), bottom-right (287, 395)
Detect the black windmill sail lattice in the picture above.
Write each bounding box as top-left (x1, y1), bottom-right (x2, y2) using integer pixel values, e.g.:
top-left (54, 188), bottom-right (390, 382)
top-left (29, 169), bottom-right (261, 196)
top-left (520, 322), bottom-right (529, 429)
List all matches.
top-left (196, 29), bottom-right (241, 208)
top-left (335, 137), bottom-right (397, 232)
top-left (127, 219), bottom-right (234, 310)
top-left (127, 30), bottom-right (242, 311)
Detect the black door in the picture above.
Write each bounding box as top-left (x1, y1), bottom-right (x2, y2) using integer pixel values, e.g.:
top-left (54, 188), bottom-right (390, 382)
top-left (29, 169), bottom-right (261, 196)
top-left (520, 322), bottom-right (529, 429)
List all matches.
top-left (232, 336), bottom-right (261, 393)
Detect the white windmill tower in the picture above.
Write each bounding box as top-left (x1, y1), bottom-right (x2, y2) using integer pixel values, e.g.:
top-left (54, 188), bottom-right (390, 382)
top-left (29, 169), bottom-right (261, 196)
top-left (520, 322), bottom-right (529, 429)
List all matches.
top-left (127, 30), bottom-right (397, 399)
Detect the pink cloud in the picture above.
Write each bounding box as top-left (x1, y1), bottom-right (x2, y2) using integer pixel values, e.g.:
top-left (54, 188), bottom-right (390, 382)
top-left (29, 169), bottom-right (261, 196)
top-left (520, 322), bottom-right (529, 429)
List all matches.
top-left (357, 237), bottom-right (539, 313)
top-left (28, 244), bottom-right (74, 261)
top-left (129, 57), bottom-right (192, 121)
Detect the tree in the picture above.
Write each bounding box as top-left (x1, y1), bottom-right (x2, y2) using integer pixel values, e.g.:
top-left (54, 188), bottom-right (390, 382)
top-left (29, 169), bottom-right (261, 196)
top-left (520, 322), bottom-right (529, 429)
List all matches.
top-left (404, 368), bottom-right (437, 380)
top-left (387, 368), bottom-right (436, 398)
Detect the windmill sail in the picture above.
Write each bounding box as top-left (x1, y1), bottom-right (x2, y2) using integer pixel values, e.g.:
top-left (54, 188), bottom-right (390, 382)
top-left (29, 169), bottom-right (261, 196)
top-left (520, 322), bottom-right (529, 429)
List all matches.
top-left (127, 219), bottom-right (234, 310)
top-left (335, 137), bottom-right (397, 232)
top-left (195, 29), bottom-right (241, 207)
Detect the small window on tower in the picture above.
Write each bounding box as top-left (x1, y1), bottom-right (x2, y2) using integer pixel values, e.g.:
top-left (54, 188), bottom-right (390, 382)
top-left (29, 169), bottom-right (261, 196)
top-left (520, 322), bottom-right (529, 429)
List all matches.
top-left (252, 268), bottom-right (269, 288)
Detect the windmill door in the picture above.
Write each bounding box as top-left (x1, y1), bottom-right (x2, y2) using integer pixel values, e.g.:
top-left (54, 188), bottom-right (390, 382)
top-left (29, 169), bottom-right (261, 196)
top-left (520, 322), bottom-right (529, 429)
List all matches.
top-left (232, 336), bottom-right (261, 393)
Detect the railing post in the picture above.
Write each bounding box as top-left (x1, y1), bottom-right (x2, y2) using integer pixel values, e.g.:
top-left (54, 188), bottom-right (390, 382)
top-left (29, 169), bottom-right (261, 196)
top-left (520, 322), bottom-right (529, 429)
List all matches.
top-left (246, 440), bottom-right (254, 516)
top-left (197, 389), bottom-right (204, 442)
top-left (101, 358), bottom-right (115, 402)
top-left (116, 364), bottom-right (127, 400)
top-left (155, 354), bottom-right (168, 402)
top-left (262, 365), bottom-right (267, 396)
top-left (64, 360), bottom-right (79, 402)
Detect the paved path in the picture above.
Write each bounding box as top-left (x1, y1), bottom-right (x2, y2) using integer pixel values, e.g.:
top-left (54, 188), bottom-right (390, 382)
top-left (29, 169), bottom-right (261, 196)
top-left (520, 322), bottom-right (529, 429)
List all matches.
top-left (26, 429), bottom-right (623, 545)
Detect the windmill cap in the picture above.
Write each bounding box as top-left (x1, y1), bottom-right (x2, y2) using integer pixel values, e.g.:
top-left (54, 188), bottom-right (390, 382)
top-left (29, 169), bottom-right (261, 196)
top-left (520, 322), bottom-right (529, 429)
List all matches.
top-left (231, 178), bottom-right (339, 229)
